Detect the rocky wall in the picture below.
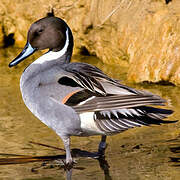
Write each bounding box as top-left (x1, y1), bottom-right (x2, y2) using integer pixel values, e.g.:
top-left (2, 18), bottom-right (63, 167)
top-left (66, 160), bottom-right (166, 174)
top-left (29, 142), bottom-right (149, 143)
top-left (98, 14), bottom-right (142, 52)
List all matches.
top-left (0, 0), bottom-right (180, 85)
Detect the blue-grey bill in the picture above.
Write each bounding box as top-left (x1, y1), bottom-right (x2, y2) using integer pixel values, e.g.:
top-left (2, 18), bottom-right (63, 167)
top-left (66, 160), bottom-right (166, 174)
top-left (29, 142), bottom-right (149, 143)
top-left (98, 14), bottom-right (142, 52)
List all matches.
top-left (9, 42), bottom-right (37, 67)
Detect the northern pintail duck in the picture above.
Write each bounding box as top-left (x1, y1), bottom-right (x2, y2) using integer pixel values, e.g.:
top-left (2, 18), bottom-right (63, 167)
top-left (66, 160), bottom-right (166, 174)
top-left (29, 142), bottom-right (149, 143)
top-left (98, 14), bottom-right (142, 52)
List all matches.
top-left (9, 16), bottom-right (174, 166)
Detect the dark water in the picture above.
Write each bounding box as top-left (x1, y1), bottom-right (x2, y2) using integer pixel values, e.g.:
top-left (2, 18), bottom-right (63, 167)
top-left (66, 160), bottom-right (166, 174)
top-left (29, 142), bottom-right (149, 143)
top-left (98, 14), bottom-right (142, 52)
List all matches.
top-left (0, 48), bottom-right (179, 180)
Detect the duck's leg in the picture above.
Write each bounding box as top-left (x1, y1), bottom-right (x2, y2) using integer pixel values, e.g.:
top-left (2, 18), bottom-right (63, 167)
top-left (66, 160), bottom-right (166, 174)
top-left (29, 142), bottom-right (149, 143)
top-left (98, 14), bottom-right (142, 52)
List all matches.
top-left (62, 136), bottom-right (73, 167)
top-left (98, 135), bottom-right (107, 156)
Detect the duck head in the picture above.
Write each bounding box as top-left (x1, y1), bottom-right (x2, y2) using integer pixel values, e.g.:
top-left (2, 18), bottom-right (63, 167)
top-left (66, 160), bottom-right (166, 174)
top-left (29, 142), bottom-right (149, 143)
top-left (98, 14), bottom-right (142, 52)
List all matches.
top-left (9, 16), bottom-right (73, 67)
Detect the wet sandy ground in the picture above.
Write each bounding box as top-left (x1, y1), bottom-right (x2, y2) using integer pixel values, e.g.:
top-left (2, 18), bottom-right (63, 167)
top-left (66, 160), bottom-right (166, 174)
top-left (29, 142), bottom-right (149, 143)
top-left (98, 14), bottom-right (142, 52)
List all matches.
top-left (0, 48), bottom-right (179, 180)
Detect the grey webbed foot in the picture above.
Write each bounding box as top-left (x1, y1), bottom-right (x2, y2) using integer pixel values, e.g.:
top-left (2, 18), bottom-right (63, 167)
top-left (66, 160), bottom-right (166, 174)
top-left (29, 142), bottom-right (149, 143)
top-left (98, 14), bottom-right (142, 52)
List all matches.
top-left (62, 159), bottom-right (76, 170)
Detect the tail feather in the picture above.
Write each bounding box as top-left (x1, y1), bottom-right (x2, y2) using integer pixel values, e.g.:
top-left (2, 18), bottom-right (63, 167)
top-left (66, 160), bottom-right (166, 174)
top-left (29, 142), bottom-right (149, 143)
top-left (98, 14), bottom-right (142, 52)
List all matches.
top-left (137, 106), bottom-right (175, 125)
top-left (94, 106), bottom-right (176, 134)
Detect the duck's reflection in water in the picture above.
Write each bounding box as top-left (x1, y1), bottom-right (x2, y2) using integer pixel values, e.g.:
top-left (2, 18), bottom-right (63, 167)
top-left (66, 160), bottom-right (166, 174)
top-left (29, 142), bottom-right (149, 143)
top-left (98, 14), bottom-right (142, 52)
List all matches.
top-left (65, 151), bottom-right (112, 180)
top-left (33, 148), bottom-right (112, 180)
top-left (0, 146), bottom-right (112, 180)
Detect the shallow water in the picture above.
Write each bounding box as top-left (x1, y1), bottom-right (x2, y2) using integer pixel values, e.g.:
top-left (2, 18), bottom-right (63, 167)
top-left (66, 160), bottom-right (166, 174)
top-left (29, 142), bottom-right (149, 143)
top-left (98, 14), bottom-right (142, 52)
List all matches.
top-left (0, 48), bottom-right (180, 180)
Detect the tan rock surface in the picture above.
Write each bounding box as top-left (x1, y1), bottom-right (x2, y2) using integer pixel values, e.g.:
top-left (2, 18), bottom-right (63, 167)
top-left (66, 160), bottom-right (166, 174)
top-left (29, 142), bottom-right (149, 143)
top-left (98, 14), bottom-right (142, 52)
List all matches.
top-left (0, 0), bottom-right (180, 85)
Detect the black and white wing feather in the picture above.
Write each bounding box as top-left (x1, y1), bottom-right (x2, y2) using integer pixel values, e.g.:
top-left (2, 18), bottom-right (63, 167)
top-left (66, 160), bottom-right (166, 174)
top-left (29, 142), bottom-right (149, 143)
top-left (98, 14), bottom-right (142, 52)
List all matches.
top-left (93, 106), bottom-right (174, 135)
top-left (61, 62), bottom-right (138, 95)
top-left (57, 62), bottom-right (175, 135)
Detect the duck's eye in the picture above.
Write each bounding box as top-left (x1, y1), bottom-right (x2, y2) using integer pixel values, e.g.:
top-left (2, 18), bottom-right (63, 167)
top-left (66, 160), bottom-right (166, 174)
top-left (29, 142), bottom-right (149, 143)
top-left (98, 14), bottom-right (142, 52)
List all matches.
top-left (38, 29), bottom-right (44, 33)
top-left (34, 29), bottom-right (44, 37)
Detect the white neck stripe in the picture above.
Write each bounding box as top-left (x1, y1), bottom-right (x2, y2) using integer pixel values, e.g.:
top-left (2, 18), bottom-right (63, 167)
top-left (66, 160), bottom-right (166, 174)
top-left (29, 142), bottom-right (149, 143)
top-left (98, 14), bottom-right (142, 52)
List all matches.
top-left (33, 28), bottom-right (69, 65)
